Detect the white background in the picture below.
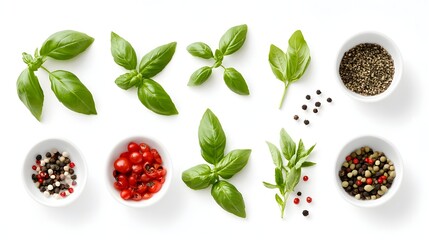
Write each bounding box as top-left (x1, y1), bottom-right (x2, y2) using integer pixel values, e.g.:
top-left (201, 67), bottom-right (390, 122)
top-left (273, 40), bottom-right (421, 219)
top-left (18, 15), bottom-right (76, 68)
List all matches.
top-left (0, 0), bottom-right (427, 238)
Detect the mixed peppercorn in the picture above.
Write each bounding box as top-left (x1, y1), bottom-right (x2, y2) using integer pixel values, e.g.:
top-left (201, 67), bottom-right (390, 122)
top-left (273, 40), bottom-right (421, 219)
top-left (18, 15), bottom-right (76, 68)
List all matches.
top-left (339, 146), bottom-right (396, 200)
top-left (31, 150), bottom-right (77, 198)
top-left (293, 175), bottom-right (312, 217)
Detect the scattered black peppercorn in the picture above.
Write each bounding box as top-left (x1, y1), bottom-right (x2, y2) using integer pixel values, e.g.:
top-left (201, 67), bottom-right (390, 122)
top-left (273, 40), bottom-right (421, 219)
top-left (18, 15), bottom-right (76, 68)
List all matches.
top-left (297, 191), bottom-right (302, 196)
top-left (302, 210), bottom-right (309, 217)
top-left (315, 102), bottom-right (321, 107)
top-left (302, 105), bottom-right (307, 110)
top-left (293, 115), bottom-right (299, 120)
top-left (304, 120), bottom-right (310, 125)
top-left (316, 90), bottom-right (321, 95)
top-left (306, 95), bottom-right (311, 100)
top-left (313, 108), bottom-right (318, 113)
top-left (327, 97), bottom-right (332, 103)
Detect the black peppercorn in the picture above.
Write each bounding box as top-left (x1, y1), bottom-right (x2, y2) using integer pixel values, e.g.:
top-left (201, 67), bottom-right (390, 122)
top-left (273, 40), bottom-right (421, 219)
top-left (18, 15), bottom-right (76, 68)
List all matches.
top-left (302, 105), bottom-right (307, 110)
top-left (315, 102), bottom-right (321, 107)
top-left (327, 97), bottom-right (332, 103)
top-left (316, 90), bottom-right (321, 95)
top-left (293, 115), bottom-right (299, 120)
top-left (69, 169), bottom-right (75, 174)
top-left (313, 108), bottom-right (318, 113)
top-left (45, 152), bottom-right (51, 158)
top-left (305, 95), bottom-right (311, 100)
top-left (297, 191), bottom-right (302, 196)
top-left (304, 120), bottom-right (310, 125)
top-left (302, 210), bottom-right (309, 217)
top-left (71, 175), bottom-right (77, 180)
top-left (36, 155), bottom-right (42, 161)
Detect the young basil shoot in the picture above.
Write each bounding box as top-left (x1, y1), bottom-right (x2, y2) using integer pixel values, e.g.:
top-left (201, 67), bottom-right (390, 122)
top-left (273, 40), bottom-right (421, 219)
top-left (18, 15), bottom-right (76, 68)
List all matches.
top-left (263, 128), bottom-right (316, 218)
top-left (182, 109), bottom-right (251, 218)
top-left (187, 24), bottom-right (250, 95)
top-left (17, 30), bottom-right (96, 121)
top-left (269, 30), bottom-right (311, 109)
top-left (110, 32), bottom-right (178, 115)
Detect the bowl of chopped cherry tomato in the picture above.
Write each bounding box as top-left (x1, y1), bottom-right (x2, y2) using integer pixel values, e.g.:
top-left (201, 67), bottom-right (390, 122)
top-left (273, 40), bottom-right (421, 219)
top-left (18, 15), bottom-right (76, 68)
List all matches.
top-left (106, 136), bottom-right (172, 207)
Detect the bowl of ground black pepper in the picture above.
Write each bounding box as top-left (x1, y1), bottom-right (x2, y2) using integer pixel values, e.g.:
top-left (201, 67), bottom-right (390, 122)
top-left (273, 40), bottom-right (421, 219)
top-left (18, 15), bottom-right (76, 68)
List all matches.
top-left (22, 138), bottom-right (88, 207)
top-left (337, 32), bottom-right (403, 102)
top-left (335, 135), bottom-right (403, 207)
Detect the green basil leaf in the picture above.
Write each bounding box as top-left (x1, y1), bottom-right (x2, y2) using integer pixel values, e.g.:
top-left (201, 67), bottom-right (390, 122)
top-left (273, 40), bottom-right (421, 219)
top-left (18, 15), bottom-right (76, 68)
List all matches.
top-left (211, 180), bottom-right (246, 218)
top-left (285, 167), bottom-right (301, 192)
top-left (266, 141), bottom-right (283, 169)
top-left (49, 70), bottom-right (97, 115)
top-left (214, 49), bottom-right (224, 62)
top-left (111, 32), bottom-right (137, 70)
top-left (296, 139), bottom-right (306, 159)
top-left (40, 30), bottom-right (94, 60)
top-left (274, 167), bottom-right (284, 187)
top-left (263, 182), bottom-right (278, 189)
top-left (16, 68), bottom-right (44, 121)
top-left (198, 109), bottom-right (226, 165)
top-left (115, 70), bottom-right (141, 90)
top-left (218, 24), bottom-right (247, 55)
top-left (301, 161), bottom-right (316, 168)
top-left (188, 66), bottom-right (212, 86)
top-left (187, 42), bottom-right (213, 59)
top-left (295, 155), bottom-right (308, 169)
top-left (275, 194), bottom-right (284, 207)
top-left (304, 144), bottom-right (316, 157)
top-left (182, 164), bottom-right (215, 190)
top-left (269, 44), bottom-right (287, 81)
top-left (139, 42), bottom-right (176, 78)
top-left (286, 30), bottom-right (311, 82)
top-left (215, 149), bottom-right (251, 179)
top-left (137, 79), bottom-right (178, 115)
top-left (280, 128), bottom-right (296, 160)
top-left (223, 67), bottom-right (249, 95)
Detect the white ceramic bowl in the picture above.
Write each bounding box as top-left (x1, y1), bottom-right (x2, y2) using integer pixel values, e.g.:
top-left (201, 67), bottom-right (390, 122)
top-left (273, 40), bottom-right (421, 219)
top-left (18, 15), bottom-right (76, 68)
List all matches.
top-left (336, 32), bottom-right (403, 102)
top-left (22, 138), bottom-right (88, 207)
top-left (106, 136), bottom-right (172, 208)
top-left (335, 135), bottom-right (403, 207)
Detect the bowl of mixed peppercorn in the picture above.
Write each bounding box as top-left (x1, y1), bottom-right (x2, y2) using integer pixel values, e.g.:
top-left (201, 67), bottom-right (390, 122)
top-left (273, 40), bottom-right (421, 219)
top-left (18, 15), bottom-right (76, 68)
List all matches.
top-left (23, 138), bottom-right (88, 207)
top-left (336, 32), bottom-right (403, 102)
top-left (335, 135), bottom-right (403, 207)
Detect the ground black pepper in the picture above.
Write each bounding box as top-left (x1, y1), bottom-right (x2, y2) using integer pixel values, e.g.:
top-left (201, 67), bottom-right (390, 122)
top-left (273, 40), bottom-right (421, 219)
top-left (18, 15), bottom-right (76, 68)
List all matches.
top-left (339, 43), bottom-right (394, 96)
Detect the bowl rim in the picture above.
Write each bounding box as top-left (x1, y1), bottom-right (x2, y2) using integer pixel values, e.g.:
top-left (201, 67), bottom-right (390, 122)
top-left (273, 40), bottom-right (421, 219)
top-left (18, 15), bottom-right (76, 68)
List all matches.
top-left (22, 137), bottom-right (88, 207)
top-left (105, 135), bottom-right (173, 208)
top-left (336, 31), bottom-right (403, 103)
top-left (334, 134), bottom-right (403, 207)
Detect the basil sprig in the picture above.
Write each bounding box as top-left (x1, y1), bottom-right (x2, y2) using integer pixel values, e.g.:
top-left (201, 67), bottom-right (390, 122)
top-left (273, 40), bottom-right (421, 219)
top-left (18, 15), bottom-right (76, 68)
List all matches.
top-left (182, 109), bottom-right (251, 218)
top-left (17, 30), bottom-right (96, 121)
top-left (187, 24), bottom-right (250, 95)
top-left (263, 129), bottom-right (316, 218)
top-left (110, 32), bottom-right (178, 115)
top-left (269, 30), bottom-right (311, 109)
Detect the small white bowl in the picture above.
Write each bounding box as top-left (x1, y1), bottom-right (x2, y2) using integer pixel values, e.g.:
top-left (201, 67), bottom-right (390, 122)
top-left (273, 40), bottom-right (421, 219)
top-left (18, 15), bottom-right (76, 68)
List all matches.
top-left (336, 32), bottom-right (403, 102)
top-left (106, 136), bottom-right (172, 208)
top-left (335, 135), bottom-right (403, 207)
top-left (22, 138), bottom-right (88, 207)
